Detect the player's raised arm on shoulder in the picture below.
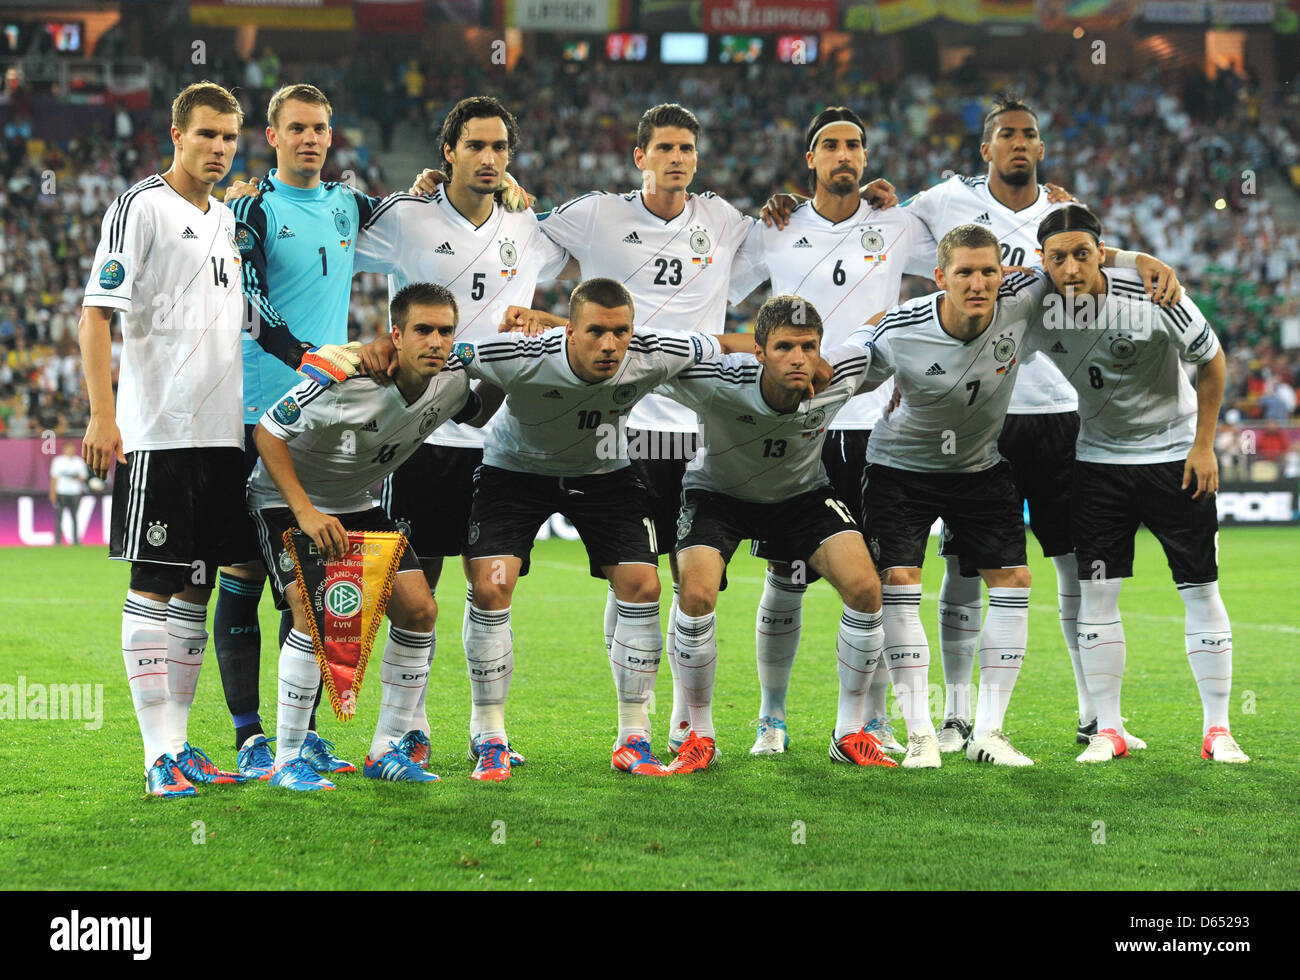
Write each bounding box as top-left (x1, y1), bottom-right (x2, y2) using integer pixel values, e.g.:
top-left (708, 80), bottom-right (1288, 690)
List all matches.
top-left (862, 177), bottom-right (898, 209)
top-left (461, 381), bottom-right (504, 427)
top-left (77, 305), bottom-right (124, 479)
top-left (499, 305), bottom-right (567, 336)
top-left (713, 332), bottom-right (759, 355)
top-left (1103, 247), bottom-right (1182, 306)
top-left (253, 421), bottom-right (348, 559)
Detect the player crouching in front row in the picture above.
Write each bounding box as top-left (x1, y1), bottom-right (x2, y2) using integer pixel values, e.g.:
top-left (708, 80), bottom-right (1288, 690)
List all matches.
top-left (247, 283), bottom-right (496, 790)
top-left (658, 295), bottom-right (895, 771)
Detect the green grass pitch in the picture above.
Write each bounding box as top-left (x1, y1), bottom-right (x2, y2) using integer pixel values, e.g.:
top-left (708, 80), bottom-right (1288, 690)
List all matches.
top-left (2, 529), bottom-right (1297, 890)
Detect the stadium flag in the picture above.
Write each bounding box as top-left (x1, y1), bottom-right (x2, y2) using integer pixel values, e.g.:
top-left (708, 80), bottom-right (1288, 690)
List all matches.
top-left (284, 529), bottom-right (406, 722)
top-left (189, 0), bottom-right (355, 29)
top-left (874, 0), bottom-right (940, 33)
top-left (355, 0), bottom-right (425, 32)
top-left (1037, 0), bottom-right (1140, 29)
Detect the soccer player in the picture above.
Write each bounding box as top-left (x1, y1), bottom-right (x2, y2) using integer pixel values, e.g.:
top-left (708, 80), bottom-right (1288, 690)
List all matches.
top-left (852, 224), bottom-right (1054, 768)
top-left (355, 96), bottom-right (572, 770)
top-left (218, 84), bottom-right (384, 779)
top-left (49, 442), bottom-right (91, 545)
top-left (657, 294), bottom-right (895, 772)
top-left (531, 103), bottom-right (757, 754)
top-left (1026, 206), bottom-right (1247, 764)
top-left (78, 82), bottom-right (255, 797)
top-left (727, 106), bottom-right (937, 756)
top-left (451, 278), bottom-right (721, 781)
top-left (248, 283), bottom-right (490, 789)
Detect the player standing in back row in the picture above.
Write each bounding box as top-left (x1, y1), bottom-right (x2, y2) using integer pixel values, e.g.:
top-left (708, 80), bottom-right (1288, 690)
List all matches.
top-left (728, 106), bottom-right (936, 756)
top-left (356, 96), bottom-right (572, 768)
top-left (1025, 206), bottom-right (1248, 765)
top-left (532, 104), bottom-right (755, 753)
top-left (79, 82), bottom-right (254, 798)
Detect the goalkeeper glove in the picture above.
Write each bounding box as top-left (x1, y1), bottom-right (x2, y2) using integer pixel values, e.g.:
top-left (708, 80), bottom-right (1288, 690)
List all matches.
top-left (499, 172), bottom-right (533, 212)
top-left (298, 342), bottom-right (362, 386)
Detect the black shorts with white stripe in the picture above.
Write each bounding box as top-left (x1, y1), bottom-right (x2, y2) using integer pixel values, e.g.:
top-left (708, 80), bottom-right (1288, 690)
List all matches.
top-left (677, 486), bottom-right (860, 583)
top-left (625, 428), bottom-right (699, 557)
top-left (862, 461), bottom-right (1027, 576)
top-left (252, 505), bottom-right (422, 611)
top-left (465, 464), bottom-right (657, 579)
top-left (381, 443), bottom-right (483, 559)
top-left (1071, 459), bottom-right (1218, 583)
top-left (109, 447), bottom-right (254, 588)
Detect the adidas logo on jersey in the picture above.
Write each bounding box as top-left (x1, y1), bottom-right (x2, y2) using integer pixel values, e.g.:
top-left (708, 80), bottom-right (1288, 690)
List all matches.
top-left (622, 232), bottom-right (641, 244)
top-left (360, 419), bottom-right (379, 432)
top-left (434, 241), bottom-right (455, 254)
top-left (973, 212), bottom-right (992, 225)
top-left (542, 389), bottom-right (563, 400)
top-left (277, 225), bottom-right (295, 239)
top-left (925, 362), bottom-right (946, 376)
top-left (793, 237), bottom-right (812, 248)
top-left (1051, 340), bottom-right (1068, 353)
top-left (736, 414), bottom-right (756, 424)
top-left (181, 226), bottom-right (197, 240)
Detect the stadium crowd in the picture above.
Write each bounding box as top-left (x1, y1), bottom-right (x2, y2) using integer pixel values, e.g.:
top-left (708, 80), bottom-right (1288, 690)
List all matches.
top-left (2, 49), bottom-right (1298, 440)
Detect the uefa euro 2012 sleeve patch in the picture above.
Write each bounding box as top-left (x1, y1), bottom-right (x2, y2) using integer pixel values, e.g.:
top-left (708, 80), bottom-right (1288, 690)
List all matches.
top-left (451, 341), bottom-right (475, 366)
top-left (98, 260), bottom-right (125, 289)
top-left (235, 227), bottom-right (254, 252)
top-left (272, 396), bottom-right (301, 425)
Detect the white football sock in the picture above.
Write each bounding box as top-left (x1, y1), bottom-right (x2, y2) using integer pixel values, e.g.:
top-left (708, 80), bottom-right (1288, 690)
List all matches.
top-left (666, 585), bottom-right (690, 735)
top-left (938, 556), bottom-right (980, 723)
top-left (674, 610), bottom-right (717, 739)
top-left (462, 587), bottom-right (478, 736)
top-left (275, 629), bottom-right (322, 767)
top-left (409, 630), bottom-right (435, 737)
top-left (1078, 578), bottom-right (1126, 734)
top-left (164, 597), bottom-right (208, 756)
top-left (835, 607), bottom-right (883, 740)
top-left (882, 584), bottom-right (934, 736)
top-left (973, 587), bottom-right (1030, 738)
top-left (756, 570), bottom-right (805, 721)
top-left (864, 638), bottom-right (891, 727)
top-left (610, 599), bottom-right (661, 744)
top-left (122, 593), bottom-right (171, 770)
top-left (1052, 554), bottom-right (1092, 721)
top-left (372, 625), bottom-right (432, 759)
top-left (603, 584), bottom-right (618, 652)
top-left (1179, 581), bottom-right (1233, 732)
top-left (465, 604), bottom-right (513, 743)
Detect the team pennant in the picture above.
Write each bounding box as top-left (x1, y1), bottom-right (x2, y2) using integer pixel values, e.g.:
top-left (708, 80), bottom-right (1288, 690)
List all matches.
top-left (283, 529), bottom-right (406, 721)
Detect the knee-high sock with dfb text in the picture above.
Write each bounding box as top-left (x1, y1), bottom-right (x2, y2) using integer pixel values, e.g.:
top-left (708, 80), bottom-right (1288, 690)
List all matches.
top-left (673, 610), bottom-right (717, 739)
top-left (1052, 555), bottom-right (1093, 722)
top-left (1180, 581), bottom-right (1233, 733)
top-left (213, 572), bottom-right (265, 749)
top-left (882, 584), bottom-right (934, 737)
top-left (1078, 578), bottom-right (1126, 735)
top-left (274, 629), bottom-right (322, 767)
top-left (937, 556), bottom-right (981, 723)
top-left (464, 604), bottom-right (513, 744)
top-left (756, 570), bottom-right (805, 722)
top-left (972, 587), bottom-right (1030, 738)
top-left (609, 599), bottom-right (662, 744)
top-left (835, 607), bottom-right (883, 740)
top-left (372, 625), bottom-right (432, 759)
top-left (122, 593), bottom-right (171, 769)
top-left (165, 597), bottom-right (208, 756)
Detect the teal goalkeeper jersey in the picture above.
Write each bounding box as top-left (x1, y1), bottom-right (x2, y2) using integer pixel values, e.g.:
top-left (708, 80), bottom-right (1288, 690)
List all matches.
top-left (229, 171), bottom-right (380, 425)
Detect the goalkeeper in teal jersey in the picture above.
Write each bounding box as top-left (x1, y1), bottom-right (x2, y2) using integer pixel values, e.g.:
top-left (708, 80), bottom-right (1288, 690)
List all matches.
top-left (215, 84), bottom-right (384, 777)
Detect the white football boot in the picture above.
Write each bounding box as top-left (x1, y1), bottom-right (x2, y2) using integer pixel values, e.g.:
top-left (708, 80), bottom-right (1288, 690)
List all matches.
top-left (1202, 726), bottom-right (1250, 763)
top-left (749, 716), bottom-right (790, 756)
top-left (966, 729), bottom-right (1034, 766)
top-left (1076, 727), bottom-right (1129, 764)
top-left (936, 716), bottom-right (972, 753)
top-left (901, 731), bottom-right (941, 769)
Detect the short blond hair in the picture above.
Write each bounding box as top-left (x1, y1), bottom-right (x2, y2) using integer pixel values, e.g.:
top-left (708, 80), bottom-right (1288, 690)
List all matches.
top-left (267, 84), bottom-right (333, 128)
top-left (937, 224), bottom-right (1000, 271)
top-left (171, 81), bottom-right (243, 132)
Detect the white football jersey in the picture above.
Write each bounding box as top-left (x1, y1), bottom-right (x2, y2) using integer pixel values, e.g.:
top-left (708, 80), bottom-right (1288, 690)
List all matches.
top-left (248, 365), bottom-right (472, 514)
top-left (538, 189), bottom-right (754, 432)
top-left (855, 270), bottom-right (1052, 473)
top-left (659, 345), bottom-right (873, 503)
top-left (355, 187), bottom-right (570, 449)
top-left (83, 175), bottom-right (245, 452)
top-left (454, 326), bottom-right (721, 477)
top-left (905, 173), bottom-right (1076, 414)
top-left (1024, 269), bottom-right (1221, 464)
top-left (729, 199), bottom-right (936, 429)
